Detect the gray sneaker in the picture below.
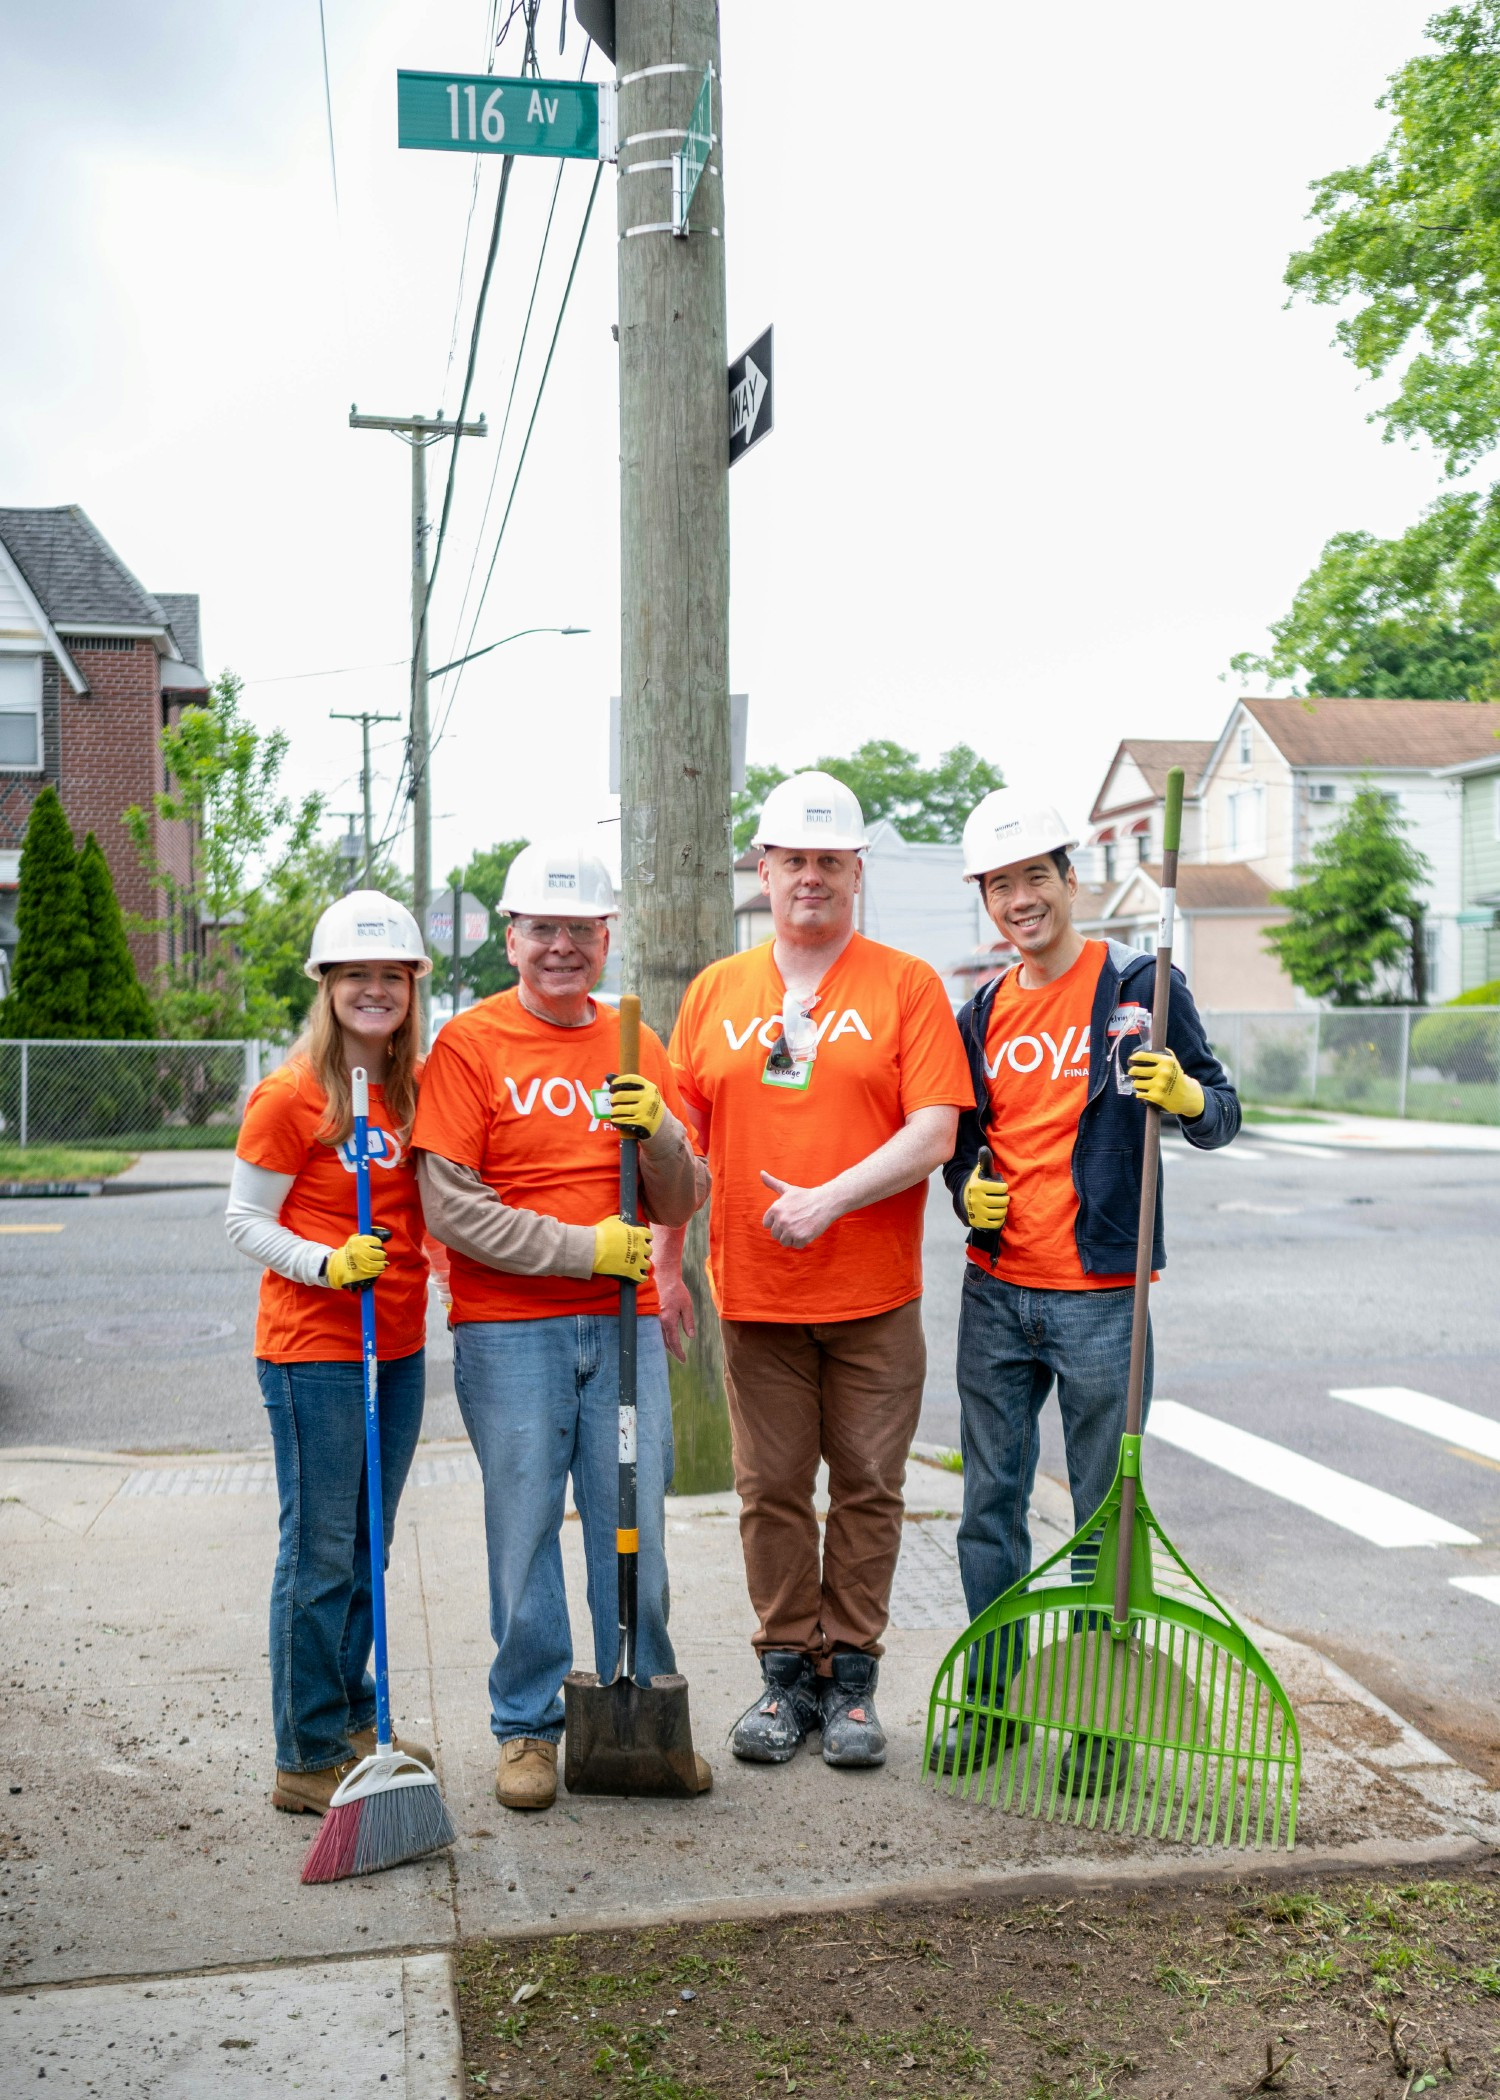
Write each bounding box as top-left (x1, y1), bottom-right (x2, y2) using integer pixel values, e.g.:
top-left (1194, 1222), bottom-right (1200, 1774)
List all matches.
top-left (819, 1653), bottom-right (887, 1768)
top-left (730, 1651), bottom-right (821, 1763)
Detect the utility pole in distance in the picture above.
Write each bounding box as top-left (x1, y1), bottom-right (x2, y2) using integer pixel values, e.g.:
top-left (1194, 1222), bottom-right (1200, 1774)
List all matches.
top-left (349, 407), bottom-right (488, 1040)
top-left (615, 0), bottom-right (732, 1485)
top-left (330, 708), bottom-right (401, 884)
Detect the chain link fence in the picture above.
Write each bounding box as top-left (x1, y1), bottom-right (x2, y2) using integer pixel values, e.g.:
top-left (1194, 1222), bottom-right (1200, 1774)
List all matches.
top-left (0, 1040), bottom-right (286, 1149)
top-left (1205, 1008), bottom-right (1500, 1125)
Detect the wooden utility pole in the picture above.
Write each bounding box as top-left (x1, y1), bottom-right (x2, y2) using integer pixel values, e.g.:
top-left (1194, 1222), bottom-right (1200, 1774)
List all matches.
top-left (330, 708), bottom-right (401, 883)
top-left (615, 0), bottom-right (731, 1029)
top-left (615, 0), bottom-right (732, 1484)
top-left (349, 408), bottom-right (488, 1040)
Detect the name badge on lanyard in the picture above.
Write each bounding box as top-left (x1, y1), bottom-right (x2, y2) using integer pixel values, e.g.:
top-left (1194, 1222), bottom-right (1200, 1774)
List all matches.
top-left (761, 991), bottom-right (819, 1092)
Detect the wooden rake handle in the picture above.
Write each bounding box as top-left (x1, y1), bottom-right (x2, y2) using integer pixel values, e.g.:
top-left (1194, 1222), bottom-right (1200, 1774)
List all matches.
top-left (1113, 766), bottom-right (1183, 1632)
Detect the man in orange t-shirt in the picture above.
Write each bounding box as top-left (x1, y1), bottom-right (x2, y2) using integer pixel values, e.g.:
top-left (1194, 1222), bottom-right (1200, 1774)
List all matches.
top-left (662, 772), bottom-right (971, 1772)
top-left (412, 842), bottom-right (709, 1813)
top-left (936, 790), bottom-right (1239, 1788)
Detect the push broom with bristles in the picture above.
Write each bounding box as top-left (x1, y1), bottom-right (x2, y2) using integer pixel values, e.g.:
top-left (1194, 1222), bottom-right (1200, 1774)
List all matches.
top-left (924, 768), bottom-right (1301, 1850)
top-left (301, 1067), bottom-right (456, 1884)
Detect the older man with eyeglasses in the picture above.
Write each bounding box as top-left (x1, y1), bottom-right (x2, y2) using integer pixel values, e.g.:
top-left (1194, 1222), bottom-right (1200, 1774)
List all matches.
top-left (412, 841), bottom-right (709, 1812)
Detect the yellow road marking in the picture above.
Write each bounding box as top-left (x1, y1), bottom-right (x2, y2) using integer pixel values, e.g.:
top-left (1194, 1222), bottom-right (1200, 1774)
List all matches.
top-left (1446, 1442), bottom-right (1500, 1475)
top-left (0, 1222), bottom-right (65, 1234)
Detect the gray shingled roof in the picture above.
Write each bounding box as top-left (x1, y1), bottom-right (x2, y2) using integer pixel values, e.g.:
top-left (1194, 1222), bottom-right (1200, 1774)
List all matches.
top-left (0, 506), bottom-right (167, 629)
top-left (156, 592), bottom-right (203, 673)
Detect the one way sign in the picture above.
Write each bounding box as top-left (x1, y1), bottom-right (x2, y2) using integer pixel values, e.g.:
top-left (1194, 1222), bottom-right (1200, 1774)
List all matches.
top-left (728, 326), bottom-right (772, 466)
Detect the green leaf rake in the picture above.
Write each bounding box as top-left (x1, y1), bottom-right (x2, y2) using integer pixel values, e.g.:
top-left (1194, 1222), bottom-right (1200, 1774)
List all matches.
top-left (924, 767), bottom-right (1301, 1849)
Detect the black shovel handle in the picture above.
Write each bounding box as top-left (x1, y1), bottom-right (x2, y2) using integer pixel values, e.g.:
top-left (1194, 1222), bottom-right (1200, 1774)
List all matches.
top-left (613, 994), bottom-right (641, 1686)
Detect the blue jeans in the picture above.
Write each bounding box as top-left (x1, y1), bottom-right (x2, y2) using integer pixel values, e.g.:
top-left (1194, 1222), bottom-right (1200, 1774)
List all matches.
top-left (954, 1266), bottom-right (1152, 1623)
top-left (258, 1350), bottom-right (426, 1773)
top-left (453, 1314), bottom-right (676, 1744)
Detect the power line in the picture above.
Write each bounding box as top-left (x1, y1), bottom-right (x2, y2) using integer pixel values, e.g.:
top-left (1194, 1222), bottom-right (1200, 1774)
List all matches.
top-left (430, 164), bottom-right (603, 760)
top-left (315, 0), bottom-right (341, 216)
top-left (440, 0), bottom-right (506, 416)
top-left (443, 30), bottom-right (594, 669)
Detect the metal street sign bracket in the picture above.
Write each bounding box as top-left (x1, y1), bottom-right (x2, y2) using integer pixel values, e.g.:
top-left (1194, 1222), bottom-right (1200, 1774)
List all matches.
top-left (672, 65), bottom-right (714, 235)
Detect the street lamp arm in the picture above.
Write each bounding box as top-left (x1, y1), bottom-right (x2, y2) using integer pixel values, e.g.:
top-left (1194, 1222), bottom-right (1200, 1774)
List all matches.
top-left (429, 625), bottom-right (589, 678)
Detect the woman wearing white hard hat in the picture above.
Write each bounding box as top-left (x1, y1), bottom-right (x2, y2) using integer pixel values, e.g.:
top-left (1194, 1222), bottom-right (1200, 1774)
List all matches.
top-left (225, 889), bottom-right (437, 1816)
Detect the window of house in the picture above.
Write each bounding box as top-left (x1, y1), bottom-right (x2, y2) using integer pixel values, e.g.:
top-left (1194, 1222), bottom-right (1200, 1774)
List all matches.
top-left (0, 656), bottom-right (43, 769)
top-left (1310, 783), bottom-right (1336, 803)
top-left (1493, 774), bottom-right (1500, 841)
top-left (1227, 784), bottom-right (1265, 858)
top-left (1104, 841), bottom-right (1118, 882)
top-left (1237, 723), bottom-right (1253, 765)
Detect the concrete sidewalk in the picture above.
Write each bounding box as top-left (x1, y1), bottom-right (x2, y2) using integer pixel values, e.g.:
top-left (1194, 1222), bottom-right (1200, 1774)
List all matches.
top-left (2, 1440), bottom-right (1497, 2095)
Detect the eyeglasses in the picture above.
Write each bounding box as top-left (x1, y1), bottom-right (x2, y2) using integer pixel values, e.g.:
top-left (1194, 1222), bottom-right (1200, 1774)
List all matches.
top-left (511, 919), bottom-right (608, 945)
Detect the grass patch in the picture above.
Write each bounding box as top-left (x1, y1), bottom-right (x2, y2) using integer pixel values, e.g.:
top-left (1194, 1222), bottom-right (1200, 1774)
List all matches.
top-left (456, 1872), bottom-right (1500, 2097)
top-left (0, 1143), bottom-right (136, 1183)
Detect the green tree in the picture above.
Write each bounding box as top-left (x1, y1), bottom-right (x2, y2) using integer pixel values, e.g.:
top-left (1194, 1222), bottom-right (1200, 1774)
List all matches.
top-left (126, 672), bottom-right (326, 1038)
top-left (0, 787), bottom-right (92, 1038)
top-left (1266, 786), bottom-right (1431, 1005)
top-left (730, 742), bottom-right (1004, 852)
top-left (77, 832), bottom-right (154, 1038)
top-left (435, 838), bottom-right (528, 1003)
top-left (1284, 2), bottom-right (1500, 475)
top-left (1231, 490), bottom-right (1500, 699)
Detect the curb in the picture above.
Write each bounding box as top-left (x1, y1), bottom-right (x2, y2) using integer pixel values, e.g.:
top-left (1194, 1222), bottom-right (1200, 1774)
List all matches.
top-left (0, 1180), bottom-right (106, 1198)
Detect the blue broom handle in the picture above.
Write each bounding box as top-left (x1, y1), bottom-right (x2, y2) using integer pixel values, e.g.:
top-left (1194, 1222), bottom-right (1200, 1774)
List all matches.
top-left (351, 1068), bottom-right (392, 1754)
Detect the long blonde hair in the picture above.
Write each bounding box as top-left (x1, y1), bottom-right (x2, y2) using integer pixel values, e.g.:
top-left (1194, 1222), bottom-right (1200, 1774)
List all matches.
top-left (290, 964), bottom-right (422, 1146)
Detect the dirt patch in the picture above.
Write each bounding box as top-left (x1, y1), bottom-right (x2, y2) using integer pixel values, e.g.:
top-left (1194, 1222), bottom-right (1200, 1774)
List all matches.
top-left (1288, 1633), bottom-right (1500, 1790)
top-left (457, 1867), bottom-right (1500, 2098)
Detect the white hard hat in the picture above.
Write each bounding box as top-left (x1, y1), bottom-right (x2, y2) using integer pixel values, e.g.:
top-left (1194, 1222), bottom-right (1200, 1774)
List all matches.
top-left (304, 889), bottom-right (432, 980)
top-left (753, 770), bottom-right (869, 852)
top-left (961, 790), bottom-right (1078, 882)
top-left (500, 839), bottom-right (618, 917)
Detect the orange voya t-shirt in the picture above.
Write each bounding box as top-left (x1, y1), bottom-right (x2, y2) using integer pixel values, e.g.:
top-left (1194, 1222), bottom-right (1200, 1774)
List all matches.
top-left (410, 989), bottom-right (688, 1323)
top-left (669, 932), bottom-right (971, 1324)
top-left (237, 1057), bottom-right (429, 1363)
top-left (968, 939), bottom-right (1135, 1291)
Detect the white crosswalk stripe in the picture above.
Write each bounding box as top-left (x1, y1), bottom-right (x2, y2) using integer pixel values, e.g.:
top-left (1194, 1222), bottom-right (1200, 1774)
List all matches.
top-left (1329, 1386), bottom-right (1500, 1465)
top-left (1146, 1400), bottom-right (1479, 1549)
top-left (1450, 1576), bottom-right (1500, 1608)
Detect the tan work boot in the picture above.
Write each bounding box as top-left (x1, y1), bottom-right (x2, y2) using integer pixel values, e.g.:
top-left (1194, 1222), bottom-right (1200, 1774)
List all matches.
top-left (495, 1736), bottom-right (558, 1811)
top-left (349, 1727), bottom-right (435, 1770)
top-left (271, 1757), bottom-right (358, 1815)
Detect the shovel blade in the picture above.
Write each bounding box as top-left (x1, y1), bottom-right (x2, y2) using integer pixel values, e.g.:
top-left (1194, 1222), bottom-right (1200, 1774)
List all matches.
top-left (562, 1670), bottom-right (710, 1798)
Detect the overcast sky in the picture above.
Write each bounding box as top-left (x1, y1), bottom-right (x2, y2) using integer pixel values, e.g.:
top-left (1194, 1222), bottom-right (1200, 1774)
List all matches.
top-left (0, 1), bottom-right (1453, 879)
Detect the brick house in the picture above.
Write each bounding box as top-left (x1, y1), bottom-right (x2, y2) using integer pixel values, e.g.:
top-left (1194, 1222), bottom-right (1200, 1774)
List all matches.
top-left (0, 506), bottom-right (210, 991)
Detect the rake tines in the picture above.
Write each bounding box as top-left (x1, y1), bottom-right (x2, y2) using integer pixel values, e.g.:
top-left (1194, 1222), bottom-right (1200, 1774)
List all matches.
top-left (924, 1454), bottom-right (1300, 1850)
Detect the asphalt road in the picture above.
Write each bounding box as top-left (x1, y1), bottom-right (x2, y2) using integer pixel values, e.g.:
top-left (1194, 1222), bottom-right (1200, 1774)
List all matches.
top-left (2, 1133), bottom-right (1497, 1773)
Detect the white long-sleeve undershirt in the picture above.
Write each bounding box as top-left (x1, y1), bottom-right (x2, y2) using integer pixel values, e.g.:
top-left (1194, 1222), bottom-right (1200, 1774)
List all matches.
top-left (225, 1156), bottom-right (335, 1288)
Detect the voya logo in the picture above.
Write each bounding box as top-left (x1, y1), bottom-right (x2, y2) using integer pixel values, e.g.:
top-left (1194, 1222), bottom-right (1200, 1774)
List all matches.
top-left (338, 1126), bottom-right (403, 1172)
top-left (502, 1076), bottom-right (611, 1129)
top-left (985, 1024), bottom-right (1089, 1081)
top-left (721, 1009), bottom-right (872, 1052)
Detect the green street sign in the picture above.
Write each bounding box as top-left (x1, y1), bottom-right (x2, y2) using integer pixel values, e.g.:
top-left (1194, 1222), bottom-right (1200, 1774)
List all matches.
top-left (397, 71), bottom-right (616, 161)
top-left (672, 65), bottom-right (713, 235)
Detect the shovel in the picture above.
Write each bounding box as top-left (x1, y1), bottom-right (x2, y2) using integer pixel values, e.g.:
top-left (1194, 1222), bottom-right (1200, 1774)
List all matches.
top-left (563, 993), bottom-right (709, 1799)
top-left (924, 768), bottom-right (1301, 1848)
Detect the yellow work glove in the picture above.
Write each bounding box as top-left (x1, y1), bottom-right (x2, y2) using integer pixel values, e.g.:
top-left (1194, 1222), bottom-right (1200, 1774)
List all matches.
top-left (592, 1215), bottom-right (652, 1283)
top-left (605, 1072), bottom-right (664, 1140)
top-left (326, 1228), bottom-right (391, 1291)
top-left (1127, 1048), bottom-right (1205, 1120)
top-left (963, 1145), bottom-right (1010, 1232)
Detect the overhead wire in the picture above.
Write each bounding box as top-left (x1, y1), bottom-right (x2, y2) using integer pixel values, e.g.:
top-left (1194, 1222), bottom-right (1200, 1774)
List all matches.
top-left (315, 0), bottom-right (341, 215)
top-left (432, 40), bottom-right (584, 667)
top-left (440, 0), bottom-right (506, 416)
top-left (429, 161), bottom-right (603, 761)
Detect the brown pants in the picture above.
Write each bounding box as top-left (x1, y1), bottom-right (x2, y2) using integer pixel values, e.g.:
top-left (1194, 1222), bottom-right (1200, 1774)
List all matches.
top-left (719, 1298), bottom-right (926, 1668)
